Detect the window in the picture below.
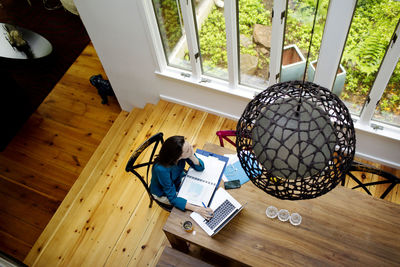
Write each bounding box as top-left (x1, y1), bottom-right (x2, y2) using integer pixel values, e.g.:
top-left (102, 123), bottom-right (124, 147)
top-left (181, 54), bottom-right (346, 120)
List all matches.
top-left (238, 0), bottom-right (272, 88)
top-left (146, 0), bottom-right (400, 134)
top-left (338, 0), bottom-right (400, 117)
top-left (373, 58), bottom-right (400, 127)
top-left (282, 0), bottom-right (329, 83)
top-left (151, 0), bottom-right (191, 70)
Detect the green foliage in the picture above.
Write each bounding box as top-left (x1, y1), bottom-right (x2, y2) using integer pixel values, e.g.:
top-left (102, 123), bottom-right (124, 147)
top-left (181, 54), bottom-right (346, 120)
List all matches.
top-left (199, 6), bottom-right (227, 68)
top-left (285, 0), bottom-right (330, 61)
top-left (153, 0), bottom-right (183, 55)
top-left (286, 0), bottom-right (400, 118)
top-left (157, 0), bottom-right (400, 118)
top-left (200, 0), bottom-right (271, 69)
top-left (238, 0), bottom-right (271, 36)
top-left (340, 0), bottom-right (400, 116)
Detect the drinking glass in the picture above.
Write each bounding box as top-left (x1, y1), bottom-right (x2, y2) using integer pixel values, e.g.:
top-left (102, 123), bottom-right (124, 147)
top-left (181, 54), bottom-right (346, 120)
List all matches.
top-left (278, 209), bottom-right (290, 222)
top-left (266, 206), bottom-right (278, 218)
top-left (289, 212), bottom-right (302, 226)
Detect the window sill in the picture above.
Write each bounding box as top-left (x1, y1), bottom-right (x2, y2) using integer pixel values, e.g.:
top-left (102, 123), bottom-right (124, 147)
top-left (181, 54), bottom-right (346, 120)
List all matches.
top-left (156, 68), bottom-right (400, 143)
top-left (354, 119), bottom-right (400, 142)
top-left (155, 68), bottom-right (256, 101)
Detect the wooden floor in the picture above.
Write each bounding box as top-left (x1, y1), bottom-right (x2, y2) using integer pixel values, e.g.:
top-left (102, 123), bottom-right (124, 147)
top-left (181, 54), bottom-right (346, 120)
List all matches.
top-left (24, 101), bottom-right (400, 266)
top-left (0, 43), bottom-right (121, 261)
top-left (1, 43), bottom-right (399, 266)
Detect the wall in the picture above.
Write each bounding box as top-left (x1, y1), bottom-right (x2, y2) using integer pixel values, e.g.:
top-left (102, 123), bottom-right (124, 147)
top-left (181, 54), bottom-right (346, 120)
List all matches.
top-left (73, 0), bottom-right (400, 168)
top-left (73, 0), bottom-right (249, 118)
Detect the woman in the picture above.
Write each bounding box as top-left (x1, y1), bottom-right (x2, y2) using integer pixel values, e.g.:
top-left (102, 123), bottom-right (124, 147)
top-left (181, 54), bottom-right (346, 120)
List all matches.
top-left (150, 136), bottom-right (213, 219)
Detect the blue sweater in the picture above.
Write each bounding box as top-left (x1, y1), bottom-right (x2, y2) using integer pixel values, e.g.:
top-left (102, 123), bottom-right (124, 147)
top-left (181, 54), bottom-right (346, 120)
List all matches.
top-left (150, 156), bottom-right (204, 211)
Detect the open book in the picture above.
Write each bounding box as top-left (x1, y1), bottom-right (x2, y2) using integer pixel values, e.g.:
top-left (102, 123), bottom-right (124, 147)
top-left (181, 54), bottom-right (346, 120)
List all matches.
top-left (177, 149), bottom-right (228, 207)
top-left (190, 187), bottom-right (244, 236)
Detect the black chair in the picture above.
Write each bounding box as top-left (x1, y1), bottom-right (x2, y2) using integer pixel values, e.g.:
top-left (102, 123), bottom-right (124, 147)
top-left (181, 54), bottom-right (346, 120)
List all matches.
top-left (125, 132), bottom-right (172, 212)
top-left (343, 161), bottom-right (400, 200)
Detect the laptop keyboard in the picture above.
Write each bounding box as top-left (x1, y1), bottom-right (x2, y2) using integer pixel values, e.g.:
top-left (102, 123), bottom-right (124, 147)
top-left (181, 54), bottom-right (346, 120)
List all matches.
top-left (205, 199), bottom-right (235, 230)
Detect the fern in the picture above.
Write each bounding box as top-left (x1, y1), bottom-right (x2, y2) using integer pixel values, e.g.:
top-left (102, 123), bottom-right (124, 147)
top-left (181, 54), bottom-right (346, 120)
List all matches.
top-left (354, 33), bottom-right (387, 75)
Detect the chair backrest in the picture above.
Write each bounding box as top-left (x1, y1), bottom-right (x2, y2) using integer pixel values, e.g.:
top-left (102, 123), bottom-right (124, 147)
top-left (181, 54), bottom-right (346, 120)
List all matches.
top-left (344, 161), bottom-right (400, 200)
top-left (125, 132), bottom-right (172, 212)
top-left (216, 130), bottom-right (236, 147)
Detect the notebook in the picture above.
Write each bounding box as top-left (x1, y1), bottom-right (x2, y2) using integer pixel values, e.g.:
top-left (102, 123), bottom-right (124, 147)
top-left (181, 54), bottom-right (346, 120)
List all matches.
top-left (177, 149), bottom-right (229, 207)
top-left (190, 187), bottom-right (244, 236)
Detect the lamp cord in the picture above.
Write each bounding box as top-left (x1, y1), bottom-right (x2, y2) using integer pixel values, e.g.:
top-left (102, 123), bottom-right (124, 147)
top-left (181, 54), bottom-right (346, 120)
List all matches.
top-left (297, 0), bottom-right (321, 113)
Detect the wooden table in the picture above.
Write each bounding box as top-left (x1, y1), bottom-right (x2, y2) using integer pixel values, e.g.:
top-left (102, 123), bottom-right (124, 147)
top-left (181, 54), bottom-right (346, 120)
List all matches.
top-left (163, 144), bottom-right (400, 266)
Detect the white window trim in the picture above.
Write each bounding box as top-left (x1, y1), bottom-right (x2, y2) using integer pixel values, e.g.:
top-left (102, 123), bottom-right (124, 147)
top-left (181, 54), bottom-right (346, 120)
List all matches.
top-left (140, 0), bottom-right (400, 145)
top-left (360, 22), bottom-right (400, 125)
top-left (224, 0), bottom-right (239, 88)
top-left (179, 0), bottom-right (202, 80)
top-left (314, 0), bottom-right (357, 89)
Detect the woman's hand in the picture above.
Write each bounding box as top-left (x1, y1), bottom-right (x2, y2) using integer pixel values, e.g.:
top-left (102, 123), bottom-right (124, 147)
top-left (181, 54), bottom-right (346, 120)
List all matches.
top-left (196, 207), bottom-right (214, 220)
top-left (186, 203), bottom-right (214, 220)
top-left (179, 141), bottom-right (199, 165)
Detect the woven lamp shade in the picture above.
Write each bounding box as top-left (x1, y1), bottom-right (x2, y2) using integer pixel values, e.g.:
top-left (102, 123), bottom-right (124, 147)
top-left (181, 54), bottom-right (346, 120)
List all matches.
top-left (236, 81), bottom-right (356, 200)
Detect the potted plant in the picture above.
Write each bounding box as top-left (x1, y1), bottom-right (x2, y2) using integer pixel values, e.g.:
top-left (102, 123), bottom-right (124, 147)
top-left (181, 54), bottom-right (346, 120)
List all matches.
top-left (307, 60), bottom-right (346, 96)
top-left (280, 44), bottom-right (306, 82)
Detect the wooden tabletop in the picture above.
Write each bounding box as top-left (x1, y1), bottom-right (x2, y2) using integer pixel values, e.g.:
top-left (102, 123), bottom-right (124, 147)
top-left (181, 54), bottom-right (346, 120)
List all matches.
top-left (163, 143), bottom-right (400, 266)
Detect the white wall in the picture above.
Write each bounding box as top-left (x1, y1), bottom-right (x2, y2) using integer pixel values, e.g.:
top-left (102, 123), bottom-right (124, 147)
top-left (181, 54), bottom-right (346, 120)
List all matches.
top-left (73, 0), bottom-right (400, 168)
top-left (73, 0), bottom-right (249, 118)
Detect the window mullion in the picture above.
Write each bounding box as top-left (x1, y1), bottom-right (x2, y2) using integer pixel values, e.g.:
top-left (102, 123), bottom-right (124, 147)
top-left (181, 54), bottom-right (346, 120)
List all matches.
top-left (225, 0), bottom-right (238, 89)
top-left (359, 22), bottom-right (400, 125)
top-left (179, 0), bottom-right (201, 80)
top-left (269, 0), bottom-right (286, 85)
top-left (313, 0), bottom-right (356, 90)
top-left (139, 0), bottom-right (167, 72)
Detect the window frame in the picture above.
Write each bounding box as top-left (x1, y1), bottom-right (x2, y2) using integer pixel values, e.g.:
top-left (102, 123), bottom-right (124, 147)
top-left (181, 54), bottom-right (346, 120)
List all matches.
top-left (141, 0), bottom-right (400, 141)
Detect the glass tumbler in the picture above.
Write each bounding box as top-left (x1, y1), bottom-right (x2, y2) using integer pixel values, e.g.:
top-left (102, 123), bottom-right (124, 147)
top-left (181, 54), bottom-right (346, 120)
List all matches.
top-left (289, 212), bottom-right (302, 226)
top-left (278, 209), bottom-right (290, 222)
top-left (266, 206), bottom-right (278, 218)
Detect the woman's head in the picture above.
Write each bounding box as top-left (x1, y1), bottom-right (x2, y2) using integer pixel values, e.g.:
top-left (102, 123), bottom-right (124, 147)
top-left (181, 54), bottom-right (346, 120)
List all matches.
top-left (157, 135), bottom-right (185, 166)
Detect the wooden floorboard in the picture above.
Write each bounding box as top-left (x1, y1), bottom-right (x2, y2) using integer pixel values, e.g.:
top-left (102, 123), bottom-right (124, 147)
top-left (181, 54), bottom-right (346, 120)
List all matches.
top-left (0, 43), bottom-right (121, 261)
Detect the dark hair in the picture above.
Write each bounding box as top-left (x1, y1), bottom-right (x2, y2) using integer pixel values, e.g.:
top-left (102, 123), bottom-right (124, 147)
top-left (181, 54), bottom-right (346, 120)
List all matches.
top-left (156, 136), bottom-right (185, 166)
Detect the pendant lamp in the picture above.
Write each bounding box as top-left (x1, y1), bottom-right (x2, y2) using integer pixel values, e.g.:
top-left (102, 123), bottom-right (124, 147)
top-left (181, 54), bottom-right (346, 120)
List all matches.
top-left (236, 0), bottom-right (356, 200)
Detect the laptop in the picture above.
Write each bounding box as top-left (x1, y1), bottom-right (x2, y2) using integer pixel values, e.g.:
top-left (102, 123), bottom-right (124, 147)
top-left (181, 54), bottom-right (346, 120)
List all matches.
top-left (190, 187), bottom-right (244, 236)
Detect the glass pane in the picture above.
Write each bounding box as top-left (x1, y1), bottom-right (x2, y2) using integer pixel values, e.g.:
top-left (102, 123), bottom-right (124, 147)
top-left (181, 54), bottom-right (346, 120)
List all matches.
top-left (282, 0), bottom-right (329, 83)
top-left (194, 0), bottom-right (228, 80)
top-left (152, 0), bottom-right (191, 70)
top-left (372, 58), bottom-right (400, 127)
top-left (339, 0), bottom-right (400, 115)
top-left (238, 0), bottom-right (273, 88)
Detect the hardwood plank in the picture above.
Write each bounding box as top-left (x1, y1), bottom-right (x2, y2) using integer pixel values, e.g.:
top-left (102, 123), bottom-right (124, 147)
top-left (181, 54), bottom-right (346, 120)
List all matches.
top-left (0, 210), bottom-right (42, 246)
top-left (1, 42), bottom-right (121, 263)
top-left (23, 100), bottom-right (400, 267)
top-left (0, 155), bottom-right (70, 200)
top-left (58, 102), bottom-right (178, 266)
top-left (104, 190), bottom-right (166, 266)
top-left (24, 110), bottom-right (129, 265)
top-left (43, 91), bottom-right (121, 123)
top-left (192, 113), bottom-right (224, 150)
top-left (0, 230), bottom-right (32, 262)
top-left (0, 179), bottom-right (60, 224)
top-left (0, 191), bottom-right (53, 231)
top-left (179, 109), bottom-right (207, 149)
top-left (127, 207), bottom-right (169, 267)
top-left (7, 137), bottom-right (86, 176)
top-left (27, 103), bottom-right (161, 266)
top-left (36, 104), bottom-right (115, 133)
top-left (28, 113), bottom-right (105, 145)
